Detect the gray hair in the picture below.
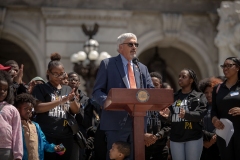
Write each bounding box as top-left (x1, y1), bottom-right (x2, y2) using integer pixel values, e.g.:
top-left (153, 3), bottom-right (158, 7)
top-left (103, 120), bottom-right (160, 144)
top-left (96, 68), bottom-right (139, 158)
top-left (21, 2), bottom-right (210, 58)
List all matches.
top-left (117, 33), bottom-right (137, 52)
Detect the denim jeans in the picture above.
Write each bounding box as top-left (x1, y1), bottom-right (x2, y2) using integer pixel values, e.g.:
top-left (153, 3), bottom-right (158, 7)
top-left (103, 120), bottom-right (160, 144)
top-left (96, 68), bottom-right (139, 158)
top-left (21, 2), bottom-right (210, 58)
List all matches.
top-left (170, 137), bottom-right (203, 160)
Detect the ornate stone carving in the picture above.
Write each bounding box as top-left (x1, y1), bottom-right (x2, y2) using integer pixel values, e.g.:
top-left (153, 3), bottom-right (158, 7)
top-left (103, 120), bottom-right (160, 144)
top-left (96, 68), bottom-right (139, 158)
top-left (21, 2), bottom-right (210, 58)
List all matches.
top-left (183, 15), bottom-right (217, 56)
top-left (215, 1), bottom-right (240, 56)
top-left (215, 1), bottom-right (240, 75)
top-left (162, 13), bottom-right (182, 39)
top-left (228, 23), bottom-right (240, 55)
top-left (41, 8), bottom-right (132, 21)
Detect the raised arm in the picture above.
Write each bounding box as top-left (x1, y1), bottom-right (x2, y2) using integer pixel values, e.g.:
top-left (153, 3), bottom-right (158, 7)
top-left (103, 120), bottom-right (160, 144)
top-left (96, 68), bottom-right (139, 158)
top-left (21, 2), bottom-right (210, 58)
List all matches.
top-left (33, 85), bottom-right (80, 114)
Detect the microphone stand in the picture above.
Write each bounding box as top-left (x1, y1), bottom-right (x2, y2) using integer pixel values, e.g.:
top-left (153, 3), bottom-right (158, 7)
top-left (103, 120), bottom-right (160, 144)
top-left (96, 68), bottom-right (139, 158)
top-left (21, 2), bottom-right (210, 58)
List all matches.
top-left (132, 57), bottom-right (143, 88)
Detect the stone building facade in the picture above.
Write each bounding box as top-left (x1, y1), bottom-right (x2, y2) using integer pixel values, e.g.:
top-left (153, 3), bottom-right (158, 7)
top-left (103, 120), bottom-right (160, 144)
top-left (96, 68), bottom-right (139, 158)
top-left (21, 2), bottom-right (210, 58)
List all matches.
top-left (0, 0), bottom-right (239, 92)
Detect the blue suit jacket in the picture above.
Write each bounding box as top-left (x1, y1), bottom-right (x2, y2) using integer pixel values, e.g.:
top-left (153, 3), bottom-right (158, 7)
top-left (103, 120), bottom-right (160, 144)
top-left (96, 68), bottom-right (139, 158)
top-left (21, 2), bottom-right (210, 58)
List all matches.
top-left (92, 54), bottom-right (154, 130)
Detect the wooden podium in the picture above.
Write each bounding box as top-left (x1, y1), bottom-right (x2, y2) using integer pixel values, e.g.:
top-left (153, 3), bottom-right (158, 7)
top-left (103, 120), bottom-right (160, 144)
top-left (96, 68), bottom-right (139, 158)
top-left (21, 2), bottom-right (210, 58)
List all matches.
top-left (104, 88), bottom-right (173, 160)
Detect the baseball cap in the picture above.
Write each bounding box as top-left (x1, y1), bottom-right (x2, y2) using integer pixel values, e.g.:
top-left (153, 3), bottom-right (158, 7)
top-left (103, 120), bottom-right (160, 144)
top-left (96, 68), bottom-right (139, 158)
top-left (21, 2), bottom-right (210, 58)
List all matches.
top-left (0, 64), bottom-right (11, 71)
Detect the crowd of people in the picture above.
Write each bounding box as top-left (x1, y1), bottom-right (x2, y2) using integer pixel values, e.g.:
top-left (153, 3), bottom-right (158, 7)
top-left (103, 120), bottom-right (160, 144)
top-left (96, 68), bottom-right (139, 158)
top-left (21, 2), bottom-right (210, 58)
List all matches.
top-left (0, 32), bottom-right (240, 160)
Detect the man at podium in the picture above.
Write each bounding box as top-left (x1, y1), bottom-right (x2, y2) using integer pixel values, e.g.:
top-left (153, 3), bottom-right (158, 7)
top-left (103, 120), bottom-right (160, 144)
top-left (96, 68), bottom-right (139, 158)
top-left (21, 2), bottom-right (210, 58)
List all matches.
top-left (92, 33), bottom-right (154, 160)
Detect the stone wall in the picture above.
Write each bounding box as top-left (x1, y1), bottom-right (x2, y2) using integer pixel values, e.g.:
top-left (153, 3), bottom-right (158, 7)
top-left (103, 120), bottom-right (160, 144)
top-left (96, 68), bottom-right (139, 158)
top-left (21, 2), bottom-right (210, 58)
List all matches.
top-left (0, 3), bottom-right (224, 89)
top-left (0, 0), bottom-right (227, 12)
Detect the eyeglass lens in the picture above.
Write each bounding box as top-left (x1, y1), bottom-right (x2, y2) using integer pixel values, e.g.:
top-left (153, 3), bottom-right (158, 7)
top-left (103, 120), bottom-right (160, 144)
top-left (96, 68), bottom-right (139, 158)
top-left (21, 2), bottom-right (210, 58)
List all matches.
top-left (128, 43), bottom-right (139, 47)
top-left (122, 43), bottom-right (139, 47)
top-left (52, 72), bottom-right (66, 77)
top-left (220, 64), bottom-right (235, 69)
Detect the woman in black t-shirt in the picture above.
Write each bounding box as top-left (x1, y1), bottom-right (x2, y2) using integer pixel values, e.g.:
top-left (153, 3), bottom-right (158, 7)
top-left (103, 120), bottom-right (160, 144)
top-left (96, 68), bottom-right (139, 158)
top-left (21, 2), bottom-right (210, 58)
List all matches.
top-left (160, 69), bottom-right (207, 160)
top-left (32, 53), bottom-right (80, 160)
top-left (211, 57), bottom-right (240, 160)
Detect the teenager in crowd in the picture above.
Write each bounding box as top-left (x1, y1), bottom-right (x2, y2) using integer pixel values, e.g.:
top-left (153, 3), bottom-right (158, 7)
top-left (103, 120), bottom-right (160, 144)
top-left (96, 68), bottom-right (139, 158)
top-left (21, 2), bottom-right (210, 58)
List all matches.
top-left (0, 64), bottom-right (11, 72)
top-left (0, 70), bottom-right (23, 160)
top-left (162, 82), bottom-right (172, 90)
top-left (61, 73), bottom-right (69, 85)
top-left (144, 72), bottom-right (170, 160)
top-left (212, 57), bottom-right (240, 160)
top-left (68, 72), bottom-right (107, 160)
top-left (199, 77), bottom-right (222, 160)
top-left (32, 53), bottom-right (80, 160)
top-left (4, 60), bottom-right (28, 96)
top-left (28, 77), bottom-right (46, 94)
top-left (68, 72), bottom-right (101, 160)
top-left (150, 72), bottom-right (162, 88)
top-left (160, 68), bottom-right (207, 160)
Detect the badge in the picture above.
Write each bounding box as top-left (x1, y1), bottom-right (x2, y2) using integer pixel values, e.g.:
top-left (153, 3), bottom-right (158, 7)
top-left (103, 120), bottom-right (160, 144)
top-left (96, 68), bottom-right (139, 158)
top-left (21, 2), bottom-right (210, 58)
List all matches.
top-left (176, 99), bottom-right (181, 107)
top-left (230, 91), bottom-right (239, 96)
top-left (136, 89), bottom-right (150, 103)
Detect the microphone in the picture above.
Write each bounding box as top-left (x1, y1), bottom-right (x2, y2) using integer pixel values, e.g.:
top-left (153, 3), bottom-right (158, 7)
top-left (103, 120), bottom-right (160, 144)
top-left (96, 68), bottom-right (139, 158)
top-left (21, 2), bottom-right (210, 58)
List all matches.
top-left (132, 57), bottom-right (139, 65)
top-left (132, 57), bottom-right (143, 88)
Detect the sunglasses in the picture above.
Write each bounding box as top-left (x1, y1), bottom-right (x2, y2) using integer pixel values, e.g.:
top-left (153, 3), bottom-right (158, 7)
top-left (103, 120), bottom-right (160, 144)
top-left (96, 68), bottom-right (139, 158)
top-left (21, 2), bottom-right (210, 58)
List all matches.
top-left (220, 64), bottom-right (236, 69)
top-left (121, 43), bottom-right (139, 48)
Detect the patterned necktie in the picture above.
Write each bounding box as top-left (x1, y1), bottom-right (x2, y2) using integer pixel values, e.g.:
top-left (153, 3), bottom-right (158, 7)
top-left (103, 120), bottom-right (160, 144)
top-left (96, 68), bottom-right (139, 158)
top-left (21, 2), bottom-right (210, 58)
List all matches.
top-left (128, 62), bottom-right (137, 88)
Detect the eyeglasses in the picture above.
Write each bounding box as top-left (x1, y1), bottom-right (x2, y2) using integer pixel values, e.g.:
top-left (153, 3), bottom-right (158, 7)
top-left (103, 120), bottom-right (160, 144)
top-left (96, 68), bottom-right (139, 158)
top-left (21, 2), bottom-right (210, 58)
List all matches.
top-left (50, 71), bottom-right (66, 78)
top-left (220, 64), bottom-right (236, 69)
top-left (121, 43), bottom-right (139, 48)
top-left (68, 78), bottom-right (79, 82)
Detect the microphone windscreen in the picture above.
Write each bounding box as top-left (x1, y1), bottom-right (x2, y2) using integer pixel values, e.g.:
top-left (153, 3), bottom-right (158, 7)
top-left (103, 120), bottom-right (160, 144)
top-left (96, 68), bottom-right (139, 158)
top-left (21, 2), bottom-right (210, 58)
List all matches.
top-left (132, 57), bottom-right (139, 65)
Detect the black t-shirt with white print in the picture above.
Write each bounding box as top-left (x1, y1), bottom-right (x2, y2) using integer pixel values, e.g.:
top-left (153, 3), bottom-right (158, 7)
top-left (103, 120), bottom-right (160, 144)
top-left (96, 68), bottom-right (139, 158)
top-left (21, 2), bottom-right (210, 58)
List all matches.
top-left (146, 111), bottom-right (170, 146)
top-left (170, 91), bottom-right (203, 142)
top-left (32, 82), bottom-right (73, 138)
top-left (171, 92), bottom-right (189, 124)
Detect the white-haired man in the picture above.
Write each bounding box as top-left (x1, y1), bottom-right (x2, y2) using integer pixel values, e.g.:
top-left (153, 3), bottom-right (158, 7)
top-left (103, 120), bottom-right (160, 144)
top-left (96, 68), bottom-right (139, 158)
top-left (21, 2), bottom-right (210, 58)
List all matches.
top-left (93, 33), bottom-right (154, 160)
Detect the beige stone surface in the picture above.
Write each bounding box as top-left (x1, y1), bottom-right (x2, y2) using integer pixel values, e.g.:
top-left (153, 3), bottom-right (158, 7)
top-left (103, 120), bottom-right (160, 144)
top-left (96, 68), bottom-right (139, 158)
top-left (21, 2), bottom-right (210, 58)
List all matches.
top-left (215, 1), bottom-right (240, 75)
top-left (1, 1), bottom-right (237, 91)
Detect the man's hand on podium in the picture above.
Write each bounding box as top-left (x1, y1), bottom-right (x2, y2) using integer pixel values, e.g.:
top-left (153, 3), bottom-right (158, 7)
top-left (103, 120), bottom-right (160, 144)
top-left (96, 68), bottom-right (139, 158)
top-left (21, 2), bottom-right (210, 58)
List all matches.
top-left (144, 133), bottom-right (157, 147)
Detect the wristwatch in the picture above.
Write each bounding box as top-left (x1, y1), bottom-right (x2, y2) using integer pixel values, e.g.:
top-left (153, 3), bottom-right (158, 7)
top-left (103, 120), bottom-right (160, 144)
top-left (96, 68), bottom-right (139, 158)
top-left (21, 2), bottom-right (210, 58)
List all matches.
top-left (155, 133), bottom-right (162, 139)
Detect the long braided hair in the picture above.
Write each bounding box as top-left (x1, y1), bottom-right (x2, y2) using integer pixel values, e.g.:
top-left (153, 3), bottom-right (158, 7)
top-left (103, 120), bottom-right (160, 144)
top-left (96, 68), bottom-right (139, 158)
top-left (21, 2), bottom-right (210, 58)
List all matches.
top-left (183, 68), bottom-right (200, 92)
